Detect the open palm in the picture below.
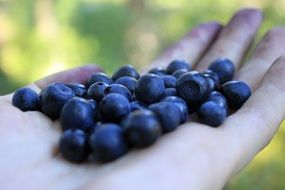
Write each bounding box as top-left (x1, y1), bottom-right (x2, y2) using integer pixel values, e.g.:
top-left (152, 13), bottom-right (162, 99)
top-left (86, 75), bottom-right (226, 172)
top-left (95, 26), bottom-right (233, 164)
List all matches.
top-left (1, 8), bottom-right (285, 190)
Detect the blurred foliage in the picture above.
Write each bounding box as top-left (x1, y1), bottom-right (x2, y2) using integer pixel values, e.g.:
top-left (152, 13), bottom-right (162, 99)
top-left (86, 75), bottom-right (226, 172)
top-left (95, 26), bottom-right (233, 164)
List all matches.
top-left (0, 0), bottom-right (285, 189)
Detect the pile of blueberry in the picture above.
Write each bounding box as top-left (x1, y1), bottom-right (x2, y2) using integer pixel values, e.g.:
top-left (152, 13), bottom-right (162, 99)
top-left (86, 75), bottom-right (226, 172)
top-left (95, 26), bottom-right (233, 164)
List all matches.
top-left (12, 58), bottom-right (251, 163)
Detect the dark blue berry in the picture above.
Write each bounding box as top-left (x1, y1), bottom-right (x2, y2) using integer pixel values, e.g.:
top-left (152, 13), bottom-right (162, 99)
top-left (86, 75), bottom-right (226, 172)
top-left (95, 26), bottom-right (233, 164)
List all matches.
top-left (163, 88), bottom-right (177, 97)
top-left (59, 129), bottom-right (89, 163)
top-left (198, 101), bottom-right (227, 127)
top-left (203, 91), bottom-right (228, 110)
top-left (162, 75), bottom-right (177, 88)
top-left (161, 96), bottom-right (187, 107)
top-left (60, 97), bottom-right (96, 132)
top-left (12, 88), bottom-right (40, 111)
top-left (135, 74), bottom-right (165, 104)
top-left (205, 77), bottom-right (219, 94)
top-left (208, 58), bottom-right (235, 84)
top-left (172, 69), bottom-right (188, 79)
top-left (86, 72), bottom-right (113, 87)
top-left (149, 102), bottom-right (181, 133)
top-left (130, 101), bottom-right (147, 111)
top-left (88, 99), bottom-right (97, 111)
top-left (203, 70), bottom-right (220, 84)
top-left (115, 76), bottom-right (138, 93)
top-left (99, 93), bottom-right (130, 122)
top-left (87, 82), bottom-right (109, 102)
top-left (148, 67), bottom-right (168, 76)
top-left (222, 81), bottom-right (251, 109)
top-left (112, 65), bottom-right (140, 80)
top-left (176, 71), bottom-right (209, 102)
top-left (204, 70), bottom-right (220, 94)
top-left (66, 83), bottom-right (87, 97)
top-left (161, 96), bottom-right (188, 123)
top-left (104, 84), bottom-right (132, 101)
top-left (122, 110), bottom-right (161, 148)
top-left (166, 60), bottom-right (191, 74)
top-left (40, 83), bottom-right (75, 119)
top-left (89, 124), bottom-right (128, 162)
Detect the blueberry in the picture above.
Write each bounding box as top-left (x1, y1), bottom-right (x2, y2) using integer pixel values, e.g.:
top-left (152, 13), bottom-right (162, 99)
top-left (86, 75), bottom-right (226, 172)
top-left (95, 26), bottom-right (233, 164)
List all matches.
top-left (162, 75), bottom-right (177, 88)
top-left (59, 129), bottom-right (89, 163)
top-left (66, 83), bottom-right (87, 97)
top-left (176, 71), bottom-right (209, 102)
top-left (104, 84), bottom-right (132, 101)
top-left (12, 88), bottom-right (40, 111)
top-left (222, 81), bottom-right (251, 109)
top-left (122, 110), bottom-right (161, 148)
top-left (172, 69), bottom-right (188, 79)
top-left (161, 96), bottom-right (187, 107)
top-left (198, 101), bottom-right (227, 127)
top-left (40, 83), bottom-right (75, 119)
top-left (148, 67), bottom-right (168, 76)
top-left (114, 76), bottom-right (138, 93)
top-left (87, 99), bottom-right (97, 111)
top-left (208, 58), bottom-right (235, 84)
top-left (204, 70), bottom-right (220, 94)
top-left (203, 70), bottom-right (220, 84)
top-left (135, 74), bottom-right (165, 104)
top-left (130, 101), bottom-right (147, 111)
top-left (87, 82), bottom-right (109, 102)
top-left (149, 102), bottom-right (181, 133)
top-left (161, 96), bottom-right (188, 123)
top-left (203, 91), bottom-right (228, 110)
top-left (166, 60), bottom-right (191, 74)
top-left (99, 93), bottom-right (130, 122)
top-left (205, 77), bottom-right (219, 94)
top-left (86, 72), bottom-right (113, 87)
top-left (163, 88), bottom-right (177, 97)
top-left (89, 124), bottom-right (128, 162)
top-left (112, 65), bottom-right (140, 80)
top-left (60, 97), bottom-right (96, 132)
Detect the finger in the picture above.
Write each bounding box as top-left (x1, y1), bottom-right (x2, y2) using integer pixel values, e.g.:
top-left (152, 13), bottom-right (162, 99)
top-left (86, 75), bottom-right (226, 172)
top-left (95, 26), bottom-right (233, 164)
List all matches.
top-left (141, 22), bottom-right (222, 73)
top-left (224, 56), bottom-right (285, 174)
top-left (195, 8), bottom-right (263, 71)
top-left (235, 27), bottom-right (285, 90)
top-left (35, 64), bottom-right (102, 90)
top-left (1, 64), bottom-right (102, 102)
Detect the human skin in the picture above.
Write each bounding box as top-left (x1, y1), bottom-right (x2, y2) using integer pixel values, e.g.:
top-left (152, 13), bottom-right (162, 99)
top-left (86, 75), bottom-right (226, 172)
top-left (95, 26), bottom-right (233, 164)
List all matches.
top-left (1, 8), bottom-right (285, 190)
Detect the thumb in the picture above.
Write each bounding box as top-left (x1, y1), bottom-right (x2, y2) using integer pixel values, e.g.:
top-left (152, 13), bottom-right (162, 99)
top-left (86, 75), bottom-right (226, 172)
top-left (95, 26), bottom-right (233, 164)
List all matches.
top-left (35, 64), bottom-right (103, 90)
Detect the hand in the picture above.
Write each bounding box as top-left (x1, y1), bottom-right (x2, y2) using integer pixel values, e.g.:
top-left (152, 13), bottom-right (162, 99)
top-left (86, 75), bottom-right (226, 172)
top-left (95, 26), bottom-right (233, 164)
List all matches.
top-left (1, 8), bottom-right (285, 190)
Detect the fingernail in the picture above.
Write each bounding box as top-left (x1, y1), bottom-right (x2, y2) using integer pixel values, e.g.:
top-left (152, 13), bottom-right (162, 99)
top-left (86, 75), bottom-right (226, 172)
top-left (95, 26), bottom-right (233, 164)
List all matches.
top-left (231, 8), bottom-right (263, 26)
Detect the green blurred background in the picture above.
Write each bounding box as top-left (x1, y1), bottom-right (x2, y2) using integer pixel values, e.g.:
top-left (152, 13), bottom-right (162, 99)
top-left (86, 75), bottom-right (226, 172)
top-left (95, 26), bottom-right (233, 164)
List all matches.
top-left (1, 0), bottom-right (285, 189)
